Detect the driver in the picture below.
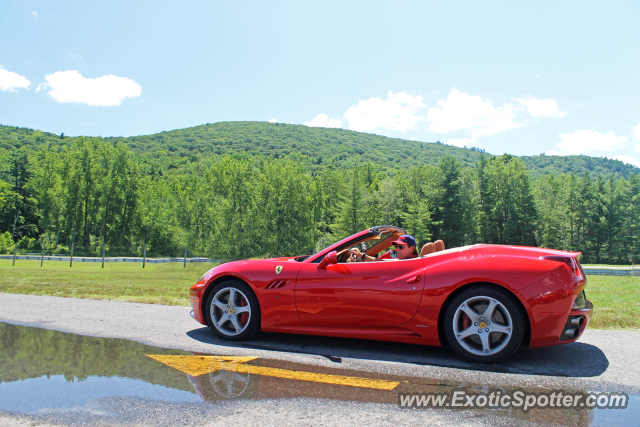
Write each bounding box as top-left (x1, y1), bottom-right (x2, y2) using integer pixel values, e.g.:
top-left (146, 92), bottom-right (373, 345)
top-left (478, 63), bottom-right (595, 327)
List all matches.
top-left (349, 234), bottom-right (418, 262)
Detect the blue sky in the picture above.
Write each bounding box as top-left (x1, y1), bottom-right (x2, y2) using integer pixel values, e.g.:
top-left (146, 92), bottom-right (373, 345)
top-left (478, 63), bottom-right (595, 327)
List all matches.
top-left (1, 0), bottom-right (639, 164)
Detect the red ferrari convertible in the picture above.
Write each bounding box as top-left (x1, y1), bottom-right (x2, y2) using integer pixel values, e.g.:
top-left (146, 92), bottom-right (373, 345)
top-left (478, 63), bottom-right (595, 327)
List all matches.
top-left (189, 226), bottom-right (592, 363)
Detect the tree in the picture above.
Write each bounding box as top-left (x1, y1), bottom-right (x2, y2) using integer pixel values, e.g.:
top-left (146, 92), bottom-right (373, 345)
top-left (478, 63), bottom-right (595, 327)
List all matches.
top-left (508, 158), bottom-right (537, 246)
top-left (1, 150), bottom-right (39, 242)
top-left (256, 159), bottom-right (313, 256)
top-left (331, 168), bottom-right (367, 238)
top-left (587, 176), bottom-right (609, 263)
top-left (479, 155), bottom-right (537, 246)
top-left (31, 148), bottom-right (64, 248)
top-left (433, 156), bottom-right (465, 246)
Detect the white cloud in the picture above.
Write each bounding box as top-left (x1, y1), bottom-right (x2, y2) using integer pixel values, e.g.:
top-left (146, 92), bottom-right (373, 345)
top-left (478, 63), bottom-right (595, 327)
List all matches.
top-left (445, 138), bottom-right (476, 148)
top-left (426, 89), bottom-right (521, 138)
top-left (305, 113), bottom-right (342, 128)
top-left (268, 118), bottom-right (277, 123)
top-left (610, 155), bottom-right (640, 168)
top-left (516, 96), bottom-right (566, 118)
top-left (37, 70), bottom-right (141, 106)
top-left (557, 129), bottom-right (628, 154)
top-left (68, 53), bottom-right (82, 59)
top-left (343, 91), bottom-right (425, 133)
top-left (0, 66), bottom-right (30, 92)
top-left (31, 11), bottom-right (38, 18)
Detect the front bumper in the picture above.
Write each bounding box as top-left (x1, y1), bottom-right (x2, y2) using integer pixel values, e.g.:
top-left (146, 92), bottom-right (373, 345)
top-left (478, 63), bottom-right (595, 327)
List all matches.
top-left (189, 282), bottom-right (207, 325)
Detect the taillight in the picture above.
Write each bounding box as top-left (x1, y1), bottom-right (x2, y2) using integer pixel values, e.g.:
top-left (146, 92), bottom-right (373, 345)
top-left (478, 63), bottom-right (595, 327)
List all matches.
top-left (542, 255), bottom-right (581, 276)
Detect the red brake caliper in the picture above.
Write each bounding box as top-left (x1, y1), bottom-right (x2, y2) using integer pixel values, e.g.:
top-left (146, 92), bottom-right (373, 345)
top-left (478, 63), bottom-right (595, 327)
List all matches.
top-left (462, 314), bottom-right (471, 331)
top-left (239, 298), bottom-right (249, 326)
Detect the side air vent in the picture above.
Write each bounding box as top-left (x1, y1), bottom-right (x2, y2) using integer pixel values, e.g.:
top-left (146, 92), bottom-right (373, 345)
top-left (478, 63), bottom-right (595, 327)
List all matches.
top-left (265, 279), bottom-right (290, 290)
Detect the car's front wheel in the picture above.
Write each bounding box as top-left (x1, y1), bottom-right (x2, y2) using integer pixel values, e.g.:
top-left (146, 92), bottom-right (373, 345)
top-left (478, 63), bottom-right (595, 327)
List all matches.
top-left (205, 280), bottom-right (260, 341)
top-left (444, 285), bottom-right (525, 363)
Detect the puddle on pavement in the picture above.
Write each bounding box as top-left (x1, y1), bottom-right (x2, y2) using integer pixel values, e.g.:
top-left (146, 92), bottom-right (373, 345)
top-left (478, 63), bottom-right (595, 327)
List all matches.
top-left (0, 322), bottom-right (637, 426)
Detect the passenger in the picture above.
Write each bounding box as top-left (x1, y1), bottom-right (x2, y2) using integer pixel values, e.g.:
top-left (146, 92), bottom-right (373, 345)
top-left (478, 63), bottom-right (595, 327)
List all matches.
top-left (350, 234), bottom-right (418, 262)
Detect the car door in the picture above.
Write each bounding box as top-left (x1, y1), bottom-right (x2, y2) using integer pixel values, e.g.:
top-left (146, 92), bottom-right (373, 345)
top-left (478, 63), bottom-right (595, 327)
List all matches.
top-left (295, 258), bottom-right (425, 327)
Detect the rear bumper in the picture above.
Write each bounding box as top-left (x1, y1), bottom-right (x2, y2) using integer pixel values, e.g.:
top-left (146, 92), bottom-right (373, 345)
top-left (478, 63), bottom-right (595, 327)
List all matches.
top-left (560, 299), bottom-right (593, 342)
top-left (529, 298), bottom-right (593, 349)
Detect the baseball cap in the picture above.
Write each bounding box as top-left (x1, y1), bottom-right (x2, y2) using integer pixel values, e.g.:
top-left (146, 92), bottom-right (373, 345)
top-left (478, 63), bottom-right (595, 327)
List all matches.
top-left (392, 234), bottom-right (416, 248)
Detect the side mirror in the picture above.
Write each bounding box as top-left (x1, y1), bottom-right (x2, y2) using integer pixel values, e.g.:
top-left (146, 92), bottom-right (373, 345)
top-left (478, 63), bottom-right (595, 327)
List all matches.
top-left (318, 250), bottom-right (338, 269)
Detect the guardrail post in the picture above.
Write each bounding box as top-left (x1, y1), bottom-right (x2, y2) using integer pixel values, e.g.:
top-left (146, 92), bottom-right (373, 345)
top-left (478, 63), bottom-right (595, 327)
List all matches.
top-left (70, 221), bottom-right (77, 267)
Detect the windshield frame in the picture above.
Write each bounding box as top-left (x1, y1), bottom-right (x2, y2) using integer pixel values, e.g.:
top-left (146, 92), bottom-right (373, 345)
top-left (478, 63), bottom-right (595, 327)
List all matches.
top-left (308, 225), bottom-right (405, 263)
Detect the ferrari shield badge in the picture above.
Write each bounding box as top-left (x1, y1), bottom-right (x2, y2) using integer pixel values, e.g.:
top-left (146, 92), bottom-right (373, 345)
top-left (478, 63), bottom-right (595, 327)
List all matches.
top-left (275, 265), bottom-right (283, 275)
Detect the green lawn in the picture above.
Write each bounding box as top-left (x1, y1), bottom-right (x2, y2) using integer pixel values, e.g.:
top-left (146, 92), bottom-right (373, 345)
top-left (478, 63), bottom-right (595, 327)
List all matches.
top-left (0, 260), bottom-right (638, 330)
top-left (0, 259), bottom-right (214, 306)
top-left (586, 275), bottom-right (640, 330)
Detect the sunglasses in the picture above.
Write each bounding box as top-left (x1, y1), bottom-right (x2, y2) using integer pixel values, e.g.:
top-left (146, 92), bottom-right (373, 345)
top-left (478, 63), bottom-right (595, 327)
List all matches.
top-left (396, 244), bottom-right (407, 249)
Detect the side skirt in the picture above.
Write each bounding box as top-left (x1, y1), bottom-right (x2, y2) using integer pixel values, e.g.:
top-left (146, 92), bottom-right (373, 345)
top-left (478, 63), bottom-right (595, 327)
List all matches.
top-left (260, 325), bottom-right (441, 346)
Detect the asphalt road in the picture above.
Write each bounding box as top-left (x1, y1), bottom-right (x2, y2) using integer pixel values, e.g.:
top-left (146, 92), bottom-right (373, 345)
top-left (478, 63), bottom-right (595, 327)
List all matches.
top-left (1, 293), bottom-right (639, 426)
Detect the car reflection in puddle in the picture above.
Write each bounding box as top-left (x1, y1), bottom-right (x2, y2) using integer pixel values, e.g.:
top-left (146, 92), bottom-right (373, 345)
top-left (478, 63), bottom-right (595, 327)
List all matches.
top-left (183, 355), bottom-right (601, 426)
top-left (0, 323), bottom-right (636, 426)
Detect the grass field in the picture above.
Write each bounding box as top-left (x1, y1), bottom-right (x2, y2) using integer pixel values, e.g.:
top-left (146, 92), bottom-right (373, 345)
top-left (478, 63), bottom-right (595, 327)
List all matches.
top-left (585, 275), bottom-right (640, 329)
top-left (0, 259), bottom-right (213, 306)
top-left (0, 260), bottom-right (638, 330)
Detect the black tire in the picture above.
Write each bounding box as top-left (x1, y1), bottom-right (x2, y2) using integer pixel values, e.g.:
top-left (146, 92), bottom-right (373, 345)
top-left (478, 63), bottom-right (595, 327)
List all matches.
top-left (187, 358), bottom-right (261, 402)
top-left (443, 285), bottom-right (524, 364)
top-left (205, 280), bottom-right (261, 341)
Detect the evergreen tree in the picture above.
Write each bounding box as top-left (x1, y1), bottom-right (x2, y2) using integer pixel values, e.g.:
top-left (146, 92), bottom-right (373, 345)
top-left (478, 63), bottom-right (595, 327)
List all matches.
top-left (434, 156), bottom-right (465, 246)
top-left (331, 168), bottom-right (367, 238)
top-left (588, 176), bottom-right (609, 263)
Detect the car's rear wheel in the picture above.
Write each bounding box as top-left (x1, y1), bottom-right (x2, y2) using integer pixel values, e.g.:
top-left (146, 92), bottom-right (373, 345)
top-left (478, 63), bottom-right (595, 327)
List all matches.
top-left (444, 285), bottom-right (524, 364)
top-left (205, 280), bottom-right (260, 341)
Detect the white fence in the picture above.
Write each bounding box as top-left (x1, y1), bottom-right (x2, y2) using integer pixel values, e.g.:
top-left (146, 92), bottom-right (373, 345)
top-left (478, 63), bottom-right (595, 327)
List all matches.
top-left (2, 255), bottom-right (639, 275)
top-left (0, 255), bottom-right (222, 264)
top-left (581, 266), bottom-right (640, 276)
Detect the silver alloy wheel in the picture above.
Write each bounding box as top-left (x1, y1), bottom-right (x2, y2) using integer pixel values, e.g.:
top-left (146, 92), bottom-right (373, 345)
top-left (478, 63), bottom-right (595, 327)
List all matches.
top-left (208, 358), bottom-right (251, 399)
top-left (453, 296), bottom-right (513, 356)
top-left (210, 287), bottom-right (252, 336)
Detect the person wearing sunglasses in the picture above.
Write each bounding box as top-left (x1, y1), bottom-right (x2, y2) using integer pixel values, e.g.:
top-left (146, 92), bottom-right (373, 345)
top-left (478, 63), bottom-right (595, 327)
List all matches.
top-left (349, 234), bottom-right (418, 262)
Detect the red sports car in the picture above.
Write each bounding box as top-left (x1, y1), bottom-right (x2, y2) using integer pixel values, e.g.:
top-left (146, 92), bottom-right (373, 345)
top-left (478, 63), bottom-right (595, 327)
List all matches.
top-left (189, 226), bottom-right (592, 363)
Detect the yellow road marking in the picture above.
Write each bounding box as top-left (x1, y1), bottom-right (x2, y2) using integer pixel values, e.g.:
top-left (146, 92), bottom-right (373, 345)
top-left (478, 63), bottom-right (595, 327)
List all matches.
top-left (146, 355), bottom-right (258, 377)
top-left (147, 355), bottom-right (399, 390)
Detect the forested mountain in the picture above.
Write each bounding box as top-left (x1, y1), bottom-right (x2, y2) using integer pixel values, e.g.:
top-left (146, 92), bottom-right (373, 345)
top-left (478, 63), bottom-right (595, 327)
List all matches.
top-left (1, 122), bottom-right (638, 179)
top-left (1, 122), bottom-right (639, 265)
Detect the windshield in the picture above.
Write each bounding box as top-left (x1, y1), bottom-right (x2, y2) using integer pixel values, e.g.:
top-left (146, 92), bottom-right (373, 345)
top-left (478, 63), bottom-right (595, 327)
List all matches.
top-left (362, 232), bottom-right (393, 250)
top-left (309, 226), bottom-right (405, 263)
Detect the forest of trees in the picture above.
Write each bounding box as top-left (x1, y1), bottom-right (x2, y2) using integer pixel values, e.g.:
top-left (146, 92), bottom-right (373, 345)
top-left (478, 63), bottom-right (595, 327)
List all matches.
top-left (2, 122), bottom-right (637, 179)
top-left (1, 131), bottom-right (639, 265)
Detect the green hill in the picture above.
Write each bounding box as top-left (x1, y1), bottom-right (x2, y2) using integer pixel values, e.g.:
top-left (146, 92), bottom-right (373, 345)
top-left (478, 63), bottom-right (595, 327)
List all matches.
top-left (1, 121), bottom-right (638, 178)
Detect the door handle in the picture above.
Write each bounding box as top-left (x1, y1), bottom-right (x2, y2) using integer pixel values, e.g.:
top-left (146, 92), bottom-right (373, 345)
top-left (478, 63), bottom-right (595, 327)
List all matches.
top-left (406, 275), bottom-right (421, 284)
